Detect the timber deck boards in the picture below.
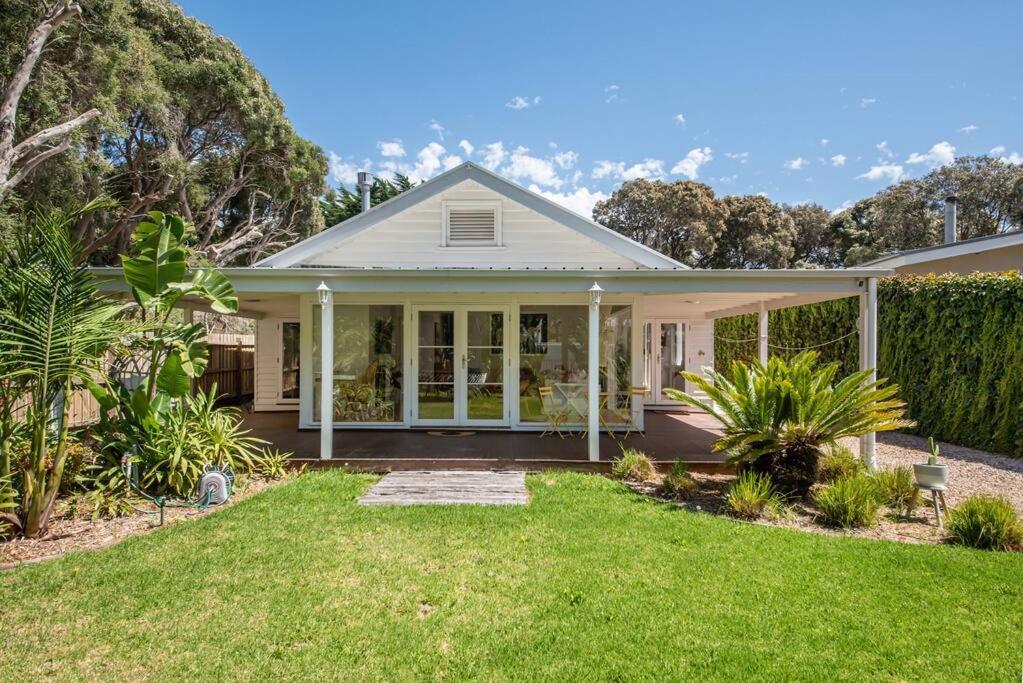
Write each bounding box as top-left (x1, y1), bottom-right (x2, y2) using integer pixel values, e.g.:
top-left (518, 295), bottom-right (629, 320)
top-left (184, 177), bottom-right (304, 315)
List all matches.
top-left (357, 470), bottom-right (528, 506)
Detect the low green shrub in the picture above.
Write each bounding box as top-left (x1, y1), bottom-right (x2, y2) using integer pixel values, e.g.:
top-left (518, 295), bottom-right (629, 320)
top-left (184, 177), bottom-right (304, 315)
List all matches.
top-left (258, 449), bottom-right (292, 479)
top-left (662, 460), bottom-right (698, 499)
top-left (611, 449), bottom-right (656, 482)
top-left (947, 495), bottom-right (1023, 551)
top-left (818, 446), bottom-right (865, 483)
top-left (725, 471), bottom-right (782, 520)
top-left (65, 477), bottom-right (134, 520)
top-left (872, 466), bottom-right (921, 517)
top-left (814, 474), bottom-right (881, 528)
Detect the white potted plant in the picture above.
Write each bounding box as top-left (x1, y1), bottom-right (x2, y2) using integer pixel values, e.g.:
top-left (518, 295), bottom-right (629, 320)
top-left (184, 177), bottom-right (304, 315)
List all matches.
top-left (914, 437), bottom-right (948, 487)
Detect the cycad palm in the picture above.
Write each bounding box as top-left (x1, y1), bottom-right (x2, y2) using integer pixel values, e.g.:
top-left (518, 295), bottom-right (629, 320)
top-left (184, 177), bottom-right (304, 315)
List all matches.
top-left (665, 351), bottom-right (913, 497)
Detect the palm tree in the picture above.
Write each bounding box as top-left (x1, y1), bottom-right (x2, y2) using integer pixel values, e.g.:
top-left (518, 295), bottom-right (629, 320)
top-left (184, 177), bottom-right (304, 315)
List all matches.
top-left (0, 202), bottom-right (127, 537)
top-left (665, 351), bottom-right (913, 497)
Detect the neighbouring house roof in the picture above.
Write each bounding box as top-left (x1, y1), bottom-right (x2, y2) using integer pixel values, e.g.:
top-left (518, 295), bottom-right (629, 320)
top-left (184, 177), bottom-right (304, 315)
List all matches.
top-left (858, 230), bottom-right (1023, 273)
top-left (256, 161), bottom-right (686, 270)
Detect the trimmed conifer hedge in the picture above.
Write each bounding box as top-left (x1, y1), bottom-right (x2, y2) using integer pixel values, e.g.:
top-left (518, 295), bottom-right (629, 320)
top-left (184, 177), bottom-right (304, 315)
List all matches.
top-left (714, 272), bottom-right (1023, 457)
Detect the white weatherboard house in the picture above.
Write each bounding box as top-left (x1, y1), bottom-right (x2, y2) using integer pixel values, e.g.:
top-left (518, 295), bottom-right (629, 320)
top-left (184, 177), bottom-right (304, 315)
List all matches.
top-left (97, 162), bottom-right (890, 464)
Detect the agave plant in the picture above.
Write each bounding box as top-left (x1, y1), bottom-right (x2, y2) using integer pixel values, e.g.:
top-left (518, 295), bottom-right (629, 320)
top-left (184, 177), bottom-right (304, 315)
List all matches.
top-left (665, 351), bottom-right (913, 498)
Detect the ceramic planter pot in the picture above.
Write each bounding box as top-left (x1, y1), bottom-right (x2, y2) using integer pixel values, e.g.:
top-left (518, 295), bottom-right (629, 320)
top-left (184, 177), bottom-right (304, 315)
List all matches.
top-left (913, 463), bottom-right (948, 488)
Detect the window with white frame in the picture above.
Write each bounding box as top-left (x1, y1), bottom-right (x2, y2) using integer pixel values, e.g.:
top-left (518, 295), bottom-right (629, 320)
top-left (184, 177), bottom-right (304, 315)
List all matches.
top-left (442, 201), bottom-right (502, 246)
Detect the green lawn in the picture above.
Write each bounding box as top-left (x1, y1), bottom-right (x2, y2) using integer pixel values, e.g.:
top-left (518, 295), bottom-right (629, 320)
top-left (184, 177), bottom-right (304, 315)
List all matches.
top-left (2, 472), bottom-right (1022, 680)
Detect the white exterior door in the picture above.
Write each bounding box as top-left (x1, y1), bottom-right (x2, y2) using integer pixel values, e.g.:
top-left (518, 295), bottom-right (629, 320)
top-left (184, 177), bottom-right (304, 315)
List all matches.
top-left (412, 306), bottom-right (510, 427)
top-left (644, 319), bottom-right (687, 405)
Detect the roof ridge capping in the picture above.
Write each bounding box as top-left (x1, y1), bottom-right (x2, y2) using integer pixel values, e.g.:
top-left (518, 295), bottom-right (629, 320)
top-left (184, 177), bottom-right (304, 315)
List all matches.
top-left (256, 161), bottom-right (687, 270)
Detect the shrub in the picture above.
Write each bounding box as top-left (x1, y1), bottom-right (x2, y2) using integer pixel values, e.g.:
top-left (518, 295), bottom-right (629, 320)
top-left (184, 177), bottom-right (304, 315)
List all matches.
top-left (258, 449), bottom-right (292, 479)
top-left (65, 480), bottom-right (134, 520)
top-left (814, 475), bottom-right (881, 528)
top-left (665, 351), bottom-right (912, 500)
top-left (725, 471), bottom-right (782, 520)
top-left (947, 495), bottom-right (1023, 551)
top-left (818, 446), bottom-right (865, 483)
top-left (872, 466), bottom-right (921, 517)
top-left (662, 460), bottom-right (698, 499)
top-left (611, 449), bottom-right (656, 482)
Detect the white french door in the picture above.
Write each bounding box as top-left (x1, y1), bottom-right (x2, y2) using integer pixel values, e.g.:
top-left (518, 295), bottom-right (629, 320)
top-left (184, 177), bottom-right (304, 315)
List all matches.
top-left (412, 306), bottom-right (509, 427)
top-left (644, 319), bottom-right (687, 405)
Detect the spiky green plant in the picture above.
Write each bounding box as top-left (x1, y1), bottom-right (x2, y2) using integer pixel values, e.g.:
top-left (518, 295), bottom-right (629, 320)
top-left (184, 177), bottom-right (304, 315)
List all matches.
top-left (665, 351), bottom-right (913, 498)
top-left (0, 201), bottom-right (129, 537)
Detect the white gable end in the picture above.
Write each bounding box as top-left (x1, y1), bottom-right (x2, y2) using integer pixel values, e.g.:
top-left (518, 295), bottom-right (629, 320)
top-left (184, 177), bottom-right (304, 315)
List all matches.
top-left (302, 180), bottom-right (643, 269)
top-left (258, 163), bottom-right (684, 270)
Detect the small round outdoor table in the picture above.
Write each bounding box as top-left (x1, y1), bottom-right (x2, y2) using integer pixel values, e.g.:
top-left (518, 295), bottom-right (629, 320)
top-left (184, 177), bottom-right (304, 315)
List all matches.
top-left (916, 483), bottom-right (949, 528)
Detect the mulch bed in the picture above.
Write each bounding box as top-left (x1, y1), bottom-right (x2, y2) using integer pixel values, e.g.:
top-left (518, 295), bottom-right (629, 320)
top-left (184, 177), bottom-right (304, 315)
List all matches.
top-left (628, 471), bottom-right (949, 546)
top-left (0, 476), bottom-right (286, 569)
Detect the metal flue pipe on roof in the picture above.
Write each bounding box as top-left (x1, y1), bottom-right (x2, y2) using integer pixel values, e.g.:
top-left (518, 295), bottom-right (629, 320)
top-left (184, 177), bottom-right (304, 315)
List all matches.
top-left (357, 171), bottom-right (372, 213)
top-left (944, 194), bottom-right (958, 244)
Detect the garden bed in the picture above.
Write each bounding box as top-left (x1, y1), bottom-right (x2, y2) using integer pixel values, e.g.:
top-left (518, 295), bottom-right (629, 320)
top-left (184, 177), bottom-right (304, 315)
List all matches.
top-left (0, 476), bottom-right (286, 568)
top-left (629, 433), bottom-right (1023, 548)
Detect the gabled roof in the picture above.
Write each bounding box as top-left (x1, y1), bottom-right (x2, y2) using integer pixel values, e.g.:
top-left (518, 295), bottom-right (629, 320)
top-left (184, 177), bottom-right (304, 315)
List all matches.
top-left (858, 229), bottom-right (1023, 269)
top-left (257, 161), bottom-right (686, 269)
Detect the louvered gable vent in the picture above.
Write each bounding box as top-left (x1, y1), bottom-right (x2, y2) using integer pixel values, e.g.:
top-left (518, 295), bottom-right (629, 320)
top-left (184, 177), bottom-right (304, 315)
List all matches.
top-left (444, 202), bottom-right (501, 246)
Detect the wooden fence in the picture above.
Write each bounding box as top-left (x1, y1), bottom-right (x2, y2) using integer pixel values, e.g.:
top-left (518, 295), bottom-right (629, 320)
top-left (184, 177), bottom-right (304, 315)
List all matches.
top-left (7, 334), bottom-right (255, 428)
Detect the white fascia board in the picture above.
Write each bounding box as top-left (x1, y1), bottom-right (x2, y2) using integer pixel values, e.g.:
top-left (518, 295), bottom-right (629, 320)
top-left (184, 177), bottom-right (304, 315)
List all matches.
top-left (861, 230), bottom-right (1023, 269)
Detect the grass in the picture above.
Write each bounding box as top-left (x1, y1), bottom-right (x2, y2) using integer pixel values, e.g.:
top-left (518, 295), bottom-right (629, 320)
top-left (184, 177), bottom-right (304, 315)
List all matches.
top-left (2, 471), bottom-right (1022, 680)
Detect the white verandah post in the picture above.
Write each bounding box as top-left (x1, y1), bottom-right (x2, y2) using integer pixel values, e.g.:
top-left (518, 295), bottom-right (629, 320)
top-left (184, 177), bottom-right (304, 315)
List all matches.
top-left (757, 301), bottom-right (769, 364)
top-left (587, 283), bottom-right (603, 462)
top-left (317, 282), bottom-right (334, 460)
top-left (858, 277), bottom-right (878, 468)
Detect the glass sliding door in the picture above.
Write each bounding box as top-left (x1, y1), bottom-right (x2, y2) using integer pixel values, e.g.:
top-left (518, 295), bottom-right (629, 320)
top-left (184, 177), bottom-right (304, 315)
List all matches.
top-left (643, 319), bottom-right (685, 404)
top-left (413, 306), bottom-right (509, 426)
top-left (280, 321), bottom-right (300, 401)
top-left (417, 310), bottom-right (456, 421)
top-left (466, 310), bottom-right (505, 421)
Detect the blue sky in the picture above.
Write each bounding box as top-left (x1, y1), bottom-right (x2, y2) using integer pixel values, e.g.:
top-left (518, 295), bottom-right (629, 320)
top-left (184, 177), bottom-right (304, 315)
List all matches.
top-left (177, 0), bottom-right (1022, 216)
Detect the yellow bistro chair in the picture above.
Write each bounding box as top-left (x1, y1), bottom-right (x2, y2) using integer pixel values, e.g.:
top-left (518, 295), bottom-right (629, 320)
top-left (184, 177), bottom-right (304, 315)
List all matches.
top-left (538, 386), bottom-right (571, 439)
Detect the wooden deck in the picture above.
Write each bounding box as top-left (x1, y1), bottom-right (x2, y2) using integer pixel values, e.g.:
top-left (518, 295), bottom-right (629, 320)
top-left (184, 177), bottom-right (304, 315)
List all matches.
top-left (358, 470), bottom-right (528, 506)
top-left (243, 410), bottom-right (728, 473)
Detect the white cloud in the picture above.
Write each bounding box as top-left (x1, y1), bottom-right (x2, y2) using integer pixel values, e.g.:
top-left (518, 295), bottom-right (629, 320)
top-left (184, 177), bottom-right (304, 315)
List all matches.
top-left (906, 141), bottom-right (956, 168)
top-left (604, 84), bottom-right (620, 103)
top-left (480, 142), bottom-right (506, 170)
top-left (377, 139), bottom-right (405, 158)
top-left (820, 138), bottom-right (830, 146)
top-left (785, 157), bottom-right (808, 170)
top-left (412, 142), bottom-right (446, 181)
top-left (674, 113), bottom-right (686, 124)
top-left (622, 158), bottom-right (665, 181)
top-left (327, 151), bottom-right (359, 185)
top-left (876, 140), bottom-right (893, 159)
top-left (860, 97), bottom-right (877, 108)
top-left (442, 154), bottom-right (462, 171)
top-left (506, 95), bottom-right (541, 110)
top-left (552, 150), bottom-right (578, 170)
top-left (457, 139), bottom-right (474, 157)
top-left (857, 164), bottom-right (904, 183)
top-left (959, 124), bottom-right (978, 133)
top-left (830, 154), bottom-right (847, 167)
top-left (671, 147), bottom-right (713, 179)
top-left (504, 146), bottom-right (562, 188)
top-left (427, 120), bottom-right (446, 140)
top-left (529, 185), bottom-right (607, 218)
top-left (989, 145), bottom-right (1023, 164)
top-left (592, 160), bottom-right (625, 180)
top-left (725, 151), bottom-right (749, 164)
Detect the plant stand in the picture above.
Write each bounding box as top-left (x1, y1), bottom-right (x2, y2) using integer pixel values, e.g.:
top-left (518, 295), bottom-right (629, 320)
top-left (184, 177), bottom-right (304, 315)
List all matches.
top-left (916, 483), bottom-right (949, 528)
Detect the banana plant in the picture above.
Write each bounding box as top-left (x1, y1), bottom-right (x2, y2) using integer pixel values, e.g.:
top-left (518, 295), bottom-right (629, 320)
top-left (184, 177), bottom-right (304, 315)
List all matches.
top-left (87, 212), bottom-right (239, 493)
